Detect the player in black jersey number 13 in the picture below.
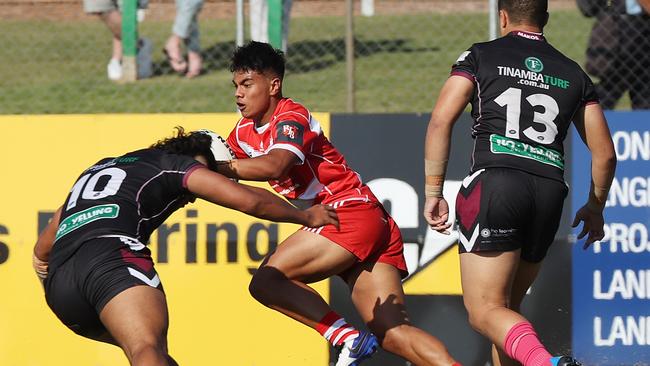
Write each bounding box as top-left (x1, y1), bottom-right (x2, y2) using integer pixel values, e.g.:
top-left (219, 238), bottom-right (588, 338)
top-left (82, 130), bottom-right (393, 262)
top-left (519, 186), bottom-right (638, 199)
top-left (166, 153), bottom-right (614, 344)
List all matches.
top-left (32, 127), bottom-right (338, 366)
top-left (423, 1), bottom-right (616, 366)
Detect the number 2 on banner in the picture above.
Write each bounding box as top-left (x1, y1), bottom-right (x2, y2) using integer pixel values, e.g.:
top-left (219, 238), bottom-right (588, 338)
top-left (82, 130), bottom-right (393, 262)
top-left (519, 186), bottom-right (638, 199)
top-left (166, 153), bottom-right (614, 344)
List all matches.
top-left (494, 87), bottom-right (560, 144)
top-left (66, 167), bottom-right (126, 210)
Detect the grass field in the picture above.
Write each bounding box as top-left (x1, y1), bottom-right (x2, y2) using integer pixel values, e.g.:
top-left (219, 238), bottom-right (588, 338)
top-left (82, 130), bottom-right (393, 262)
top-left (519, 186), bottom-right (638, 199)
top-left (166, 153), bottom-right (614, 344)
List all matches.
top-left (0, 9), bottom-right (620, 114)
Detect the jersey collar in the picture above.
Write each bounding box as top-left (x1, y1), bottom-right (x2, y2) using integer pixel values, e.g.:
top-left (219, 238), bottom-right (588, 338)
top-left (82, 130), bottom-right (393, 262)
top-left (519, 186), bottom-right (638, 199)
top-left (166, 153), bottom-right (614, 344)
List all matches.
top-left (251, 97), bottom-right (289, 131)
top-left (509, 30), bottom-right (546, 42)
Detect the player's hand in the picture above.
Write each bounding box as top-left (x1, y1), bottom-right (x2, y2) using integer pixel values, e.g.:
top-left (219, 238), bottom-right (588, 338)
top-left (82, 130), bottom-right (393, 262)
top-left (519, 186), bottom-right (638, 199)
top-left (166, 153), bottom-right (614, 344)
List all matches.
top-left (424, 196), bottom-right (451, 234)
top-left (32, 253), bottom-right (48, 286)
top-left (304, 204), bottom-right (339, 230)
top-left (571, 203), bottom-right (605, 249)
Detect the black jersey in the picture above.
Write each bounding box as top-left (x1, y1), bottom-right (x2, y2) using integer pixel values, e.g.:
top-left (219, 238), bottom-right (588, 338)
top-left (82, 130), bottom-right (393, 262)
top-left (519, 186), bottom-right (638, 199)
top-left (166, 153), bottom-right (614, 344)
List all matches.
top-left (49, 148), bottom-right (203, 270)
top-left (451, 31), bottom-right (599, 182)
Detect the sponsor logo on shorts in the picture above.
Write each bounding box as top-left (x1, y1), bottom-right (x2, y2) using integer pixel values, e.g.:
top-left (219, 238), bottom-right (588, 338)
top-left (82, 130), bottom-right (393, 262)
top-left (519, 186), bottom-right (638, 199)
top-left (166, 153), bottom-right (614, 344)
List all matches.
top-left (490, 134), bottom-right (564, 169)
top-left (468, 228), bottom-right (517, 242)
top-left (55, 204), bottom-right (120, 241)
top-left (483, 228), bottom-right (518, 240)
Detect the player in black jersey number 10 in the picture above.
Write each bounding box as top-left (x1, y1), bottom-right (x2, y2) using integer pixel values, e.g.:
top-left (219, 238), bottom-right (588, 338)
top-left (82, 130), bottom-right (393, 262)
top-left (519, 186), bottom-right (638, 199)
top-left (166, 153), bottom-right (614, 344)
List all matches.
top-left (32, 127), bottom-right (338, 366)
top-left (423, 1), bottom-right (616, 366)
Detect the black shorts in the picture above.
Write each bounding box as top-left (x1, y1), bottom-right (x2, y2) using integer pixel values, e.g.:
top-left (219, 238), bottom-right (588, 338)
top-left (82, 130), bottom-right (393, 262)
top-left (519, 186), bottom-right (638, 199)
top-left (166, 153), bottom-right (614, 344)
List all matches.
top-left (44, 236), bottom-right (163, 339)
top-left (455, 168), bottom-right (568, 263)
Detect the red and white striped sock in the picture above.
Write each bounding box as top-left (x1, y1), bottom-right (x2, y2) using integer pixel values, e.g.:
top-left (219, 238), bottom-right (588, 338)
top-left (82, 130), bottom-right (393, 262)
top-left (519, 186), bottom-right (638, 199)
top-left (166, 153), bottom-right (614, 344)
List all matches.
top-left (315, 311), bottom-right (360, 346)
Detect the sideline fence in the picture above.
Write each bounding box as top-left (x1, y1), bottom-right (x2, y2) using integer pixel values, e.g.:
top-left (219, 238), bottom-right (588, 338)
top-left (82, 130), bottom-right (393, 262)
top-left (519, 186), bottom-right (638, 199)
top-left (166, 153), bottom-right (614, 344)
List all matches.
top-left (0, 0), bottom-right (637, 113)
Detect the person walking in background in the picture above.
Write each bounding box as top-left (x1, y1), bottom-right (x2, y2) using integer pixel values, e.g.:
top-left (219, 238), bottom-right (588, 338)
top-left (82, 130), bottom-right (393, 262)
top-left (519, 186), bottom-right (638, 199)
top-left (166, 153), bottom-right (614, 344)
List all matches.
top-left (579, 0), bottom-right (650, 109)
top-left (423, 1), bottom-right (616, 366)
top-left (84, 0), bottom-right (149, 80)
top-left (216, 41), bottom-right (462, 366)
top-left (32, 127), bottom-right (338, 366)
top-left (164, 0), bottom-right (204, 78)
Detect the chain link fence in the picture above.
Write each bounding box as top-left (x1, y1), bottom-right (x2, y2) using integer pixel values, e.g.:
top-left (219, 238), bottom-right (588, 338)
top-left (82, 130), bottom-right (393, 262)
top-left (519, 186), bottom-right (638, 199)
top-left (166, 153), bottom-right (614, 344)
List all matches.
top-left (0, 0), bottom-right (643, 114)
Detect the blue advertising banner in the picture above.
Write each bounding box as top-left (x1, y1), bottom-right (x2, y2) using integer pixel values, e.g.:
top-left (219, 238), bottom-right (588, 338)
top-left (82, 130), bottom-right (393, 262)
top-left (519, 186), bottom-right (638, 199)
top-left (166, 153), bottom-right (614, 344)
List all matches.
top-left (572, 111), bottom-right (650, 365)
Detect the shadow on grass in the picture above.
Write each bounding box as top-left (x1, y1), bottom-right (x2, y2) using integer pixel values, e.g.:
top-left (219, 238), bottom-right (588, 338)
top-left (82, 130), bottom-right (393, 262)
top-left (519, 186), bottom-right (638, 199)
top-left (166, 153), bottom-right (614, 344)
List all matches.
top-left (288, 38), bottom-right (439, 73)
top-left (151, 38), bottom-right (439, 78)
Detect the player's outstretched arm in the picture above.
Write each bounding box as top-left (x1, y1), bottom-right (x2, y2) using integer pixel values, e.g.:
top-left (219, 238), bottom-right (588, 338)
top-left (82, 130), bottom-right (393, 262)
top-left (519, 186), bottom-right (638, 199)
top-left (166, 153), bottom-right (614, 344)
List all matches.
top-left (187, 167), bottom-right (338, 228)
top-left (572, 103), bottom-right (617, 248)
top-left (217, 148), bottom-right (299, 181)
top-left (423, 75), bottom-right (473, 232)
top-left (32, 206), bottom-right (62, 282)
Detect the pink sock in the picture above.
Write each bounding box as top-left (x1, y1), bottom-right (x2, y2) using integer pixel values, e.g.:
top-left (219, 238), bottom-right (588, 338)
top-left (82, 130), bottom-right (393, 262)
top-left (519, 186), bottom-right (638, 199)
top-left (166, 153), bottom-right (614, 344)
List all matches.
top-left (503, 321), bottom-right (552, 366)
top-left (315, 311), bottom-right (359, 346)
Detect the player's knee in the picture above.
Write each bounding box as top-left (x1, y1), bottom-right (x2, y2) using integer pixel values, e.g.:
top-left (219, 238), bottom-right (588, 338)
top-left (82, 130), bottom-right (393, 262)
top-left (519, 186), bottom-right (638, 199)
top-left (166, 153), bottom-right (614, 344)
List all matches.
top-left (124, 342), bottom-right (168, 366)
top-left (466, 310), bottom-right (484, 332)
top-left (463, 299), bottom-right (483, 328)
top-left (248, 274), bottom-right (266, 303)
top-left (464, 301), bottom-right (502, 332)
top-left (379, 324), bottom-right (411, 354)
top-left (248, 267), bottom-right (283, 303)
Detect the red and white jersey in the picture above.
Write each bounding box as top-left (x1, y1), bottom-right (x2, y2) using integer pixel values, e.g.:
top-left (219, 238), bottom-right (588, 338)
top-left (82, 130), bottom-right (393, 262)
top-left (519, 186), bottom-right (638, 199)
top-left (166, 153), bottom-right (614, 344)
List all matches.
top-left (227, 98), bottom-right (369, 205)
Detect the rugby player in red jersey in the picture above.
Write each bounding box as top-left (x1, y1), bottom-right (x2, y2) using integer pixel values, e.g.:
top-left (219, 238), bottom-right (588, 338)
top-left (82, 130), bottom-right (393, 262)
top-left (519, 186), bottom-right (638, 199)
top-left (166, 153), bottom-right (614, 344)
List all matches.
top-left (216, 41), bottom-right (461, 366)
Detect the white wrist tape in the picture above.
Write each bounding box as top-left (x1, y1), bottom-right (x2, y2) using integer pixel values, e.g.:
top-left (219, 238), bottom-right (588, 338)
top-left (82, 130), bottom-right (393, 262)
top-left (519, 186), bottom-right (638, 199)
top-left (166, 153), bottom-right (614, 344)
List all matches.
top-left (32, 253), bottom-right (48, 279)
top-left (425, 159), bottom-right (448, 198)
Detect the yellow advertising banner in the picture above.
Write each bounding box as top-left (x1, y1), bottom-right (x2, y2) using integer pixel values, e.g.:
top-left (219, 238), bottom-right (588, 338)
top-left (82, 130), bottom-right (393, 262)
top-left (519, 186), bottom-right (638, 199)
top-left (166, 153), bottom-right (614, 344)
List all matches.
top-left (0, 114), bottom-right (330, 366)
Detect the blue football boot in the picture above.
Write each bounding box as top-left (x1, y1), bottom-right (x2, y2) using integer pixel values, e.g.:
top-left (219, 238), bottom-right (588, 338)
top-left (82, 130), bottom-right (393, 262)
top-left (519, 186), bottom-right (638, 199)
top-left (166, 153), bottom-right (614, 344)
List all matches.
top-left (550, 356), bottom-right (582, 366)
top-left (335, 331), bottom-right (379, 366)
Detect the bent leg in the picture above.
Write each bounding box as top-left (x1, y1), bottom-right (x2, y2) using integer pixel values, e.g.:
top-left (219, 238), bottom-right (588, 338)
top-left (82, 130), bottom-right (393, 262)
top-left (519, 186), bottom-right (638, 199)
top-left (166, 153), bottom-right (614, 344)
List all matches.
top-left (346, 262), bottom-right (457, 366)
top-left (461, 251), bottom-right (523, 346)
top-left (460, 250), bottom-right (526, 349)
top-left (461, 251), bottom-right (551, 366)
top-left (249, 229), bottom-right (357, 329)
top-left (99, 285), bottom-right (177, 366)
top-left (491, 259), bottom-right (542, 366)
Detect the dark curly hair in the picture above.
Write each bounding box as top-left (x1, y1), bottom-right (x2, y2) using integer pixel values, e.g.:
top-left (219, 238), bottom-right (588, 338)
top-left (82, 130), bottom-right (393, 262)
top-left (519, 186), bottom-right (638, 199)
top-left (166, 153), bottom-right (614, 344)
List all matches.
top-left (230, 41), bottom-right (285, 79)
top-left (150, 126), bottom-right (218, 171)
top-left (498, 0), bottom-right (548, 28)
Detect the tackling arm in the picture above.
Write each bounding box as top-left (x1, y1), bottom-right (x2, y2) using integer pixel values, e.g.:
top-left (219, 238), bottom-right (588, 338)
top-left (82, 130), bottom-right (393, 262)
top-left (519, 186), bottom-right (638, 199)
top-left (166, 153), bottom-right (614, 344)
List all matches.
top-left (186, 167), bottom-right (338, 228)
top-left (218, 149), bottom-right (300, 181)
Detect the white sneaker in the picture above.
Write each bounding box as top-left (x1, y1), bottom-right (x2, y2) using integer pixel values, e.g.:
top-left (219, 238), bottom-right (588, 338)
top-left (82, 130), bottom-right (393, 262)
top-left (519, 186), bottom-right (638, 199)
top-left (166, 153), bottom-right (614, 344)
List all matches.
top-left (107, 58), bottom-right (122, 80)
top-left (335, 332), bottom-right (379, 366)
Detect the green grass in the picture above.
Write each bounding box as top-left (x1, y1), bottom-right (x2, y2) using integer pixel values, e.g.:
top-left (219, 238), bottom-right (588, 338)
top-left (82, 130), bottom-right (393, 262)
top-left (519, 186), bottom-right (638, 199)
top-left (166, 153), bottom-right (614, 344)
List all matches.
top-left (1, 10), bottom-right (627, 114)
